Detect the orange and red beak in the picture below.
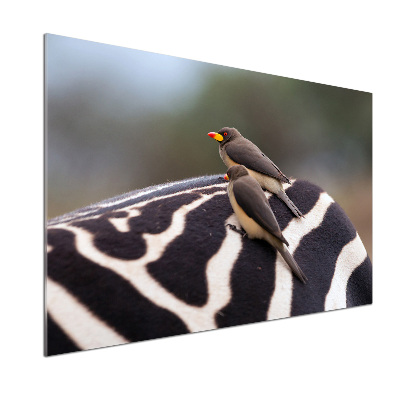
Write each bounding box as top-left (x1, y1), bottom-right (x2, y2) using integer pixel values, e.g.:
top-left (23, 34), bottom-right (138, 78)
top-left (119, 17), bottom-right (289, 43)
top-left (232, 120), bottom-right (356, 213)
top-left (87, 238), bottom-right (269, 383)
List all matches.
top-left (224, 174), bottom-right (229, 181)
top-left (208, 132), bottom-right (224, 142)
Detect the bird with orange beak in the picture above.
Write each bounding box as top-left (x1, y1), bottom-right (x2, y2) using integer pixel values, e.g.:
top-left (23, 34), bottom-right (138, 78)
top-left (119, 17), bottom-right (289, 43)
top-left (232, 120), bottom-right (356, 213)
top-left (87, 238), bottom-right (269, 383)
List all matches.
top-left (208, 127), bottom-right (303, 218)
top-left (224, 165), bottom-right (307, 283)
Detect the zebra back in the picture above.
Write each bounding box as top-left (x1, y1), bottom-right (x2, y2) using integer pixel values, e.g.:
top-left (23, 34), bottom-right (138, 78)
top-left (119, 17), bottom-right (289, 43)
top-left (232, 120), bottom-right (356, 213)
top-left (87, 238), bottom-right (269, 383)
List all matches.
top-left (46, 174), bottom-right (372, 356)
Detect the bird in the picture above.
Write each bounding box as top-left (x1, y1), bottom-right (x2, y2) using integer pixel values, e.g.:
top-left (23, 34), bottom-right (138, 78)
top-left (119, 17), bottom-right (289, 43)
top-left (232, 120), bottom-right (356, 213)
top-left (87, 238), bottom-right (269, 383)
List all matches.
top-left (224, 165), bottom-right (307, 283)
top-left (208, 127), bottom-right (303, 218)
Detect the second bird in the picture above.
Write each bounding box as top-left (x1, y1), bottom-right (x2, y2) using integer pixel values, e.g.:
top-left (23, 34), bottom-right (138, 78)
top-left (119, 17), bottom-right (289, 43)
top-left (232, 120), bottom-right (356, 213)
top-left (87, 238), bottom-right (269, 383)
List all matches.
top-left (224, 165), bottom-right (307, 284)
top-left (208, 127), bottom-right (303, 218)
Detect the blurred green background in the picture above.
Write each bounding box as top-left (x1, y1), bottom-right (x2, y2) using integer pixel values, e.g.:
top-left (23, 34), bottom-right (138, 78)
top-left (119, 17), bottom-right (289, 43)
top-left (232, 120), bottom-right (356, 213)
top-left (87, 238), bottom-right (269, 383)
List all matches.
top-left (45, 34), bottom-right (372, 258)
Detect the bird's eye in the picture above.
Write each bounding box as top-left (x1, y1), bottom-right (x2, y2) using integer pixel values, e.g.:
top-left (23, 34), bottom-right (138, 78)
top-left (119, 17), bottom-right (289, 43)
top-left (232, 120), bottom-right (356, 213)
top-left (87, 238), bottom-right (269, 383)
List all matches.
top-left (224, 132), bottom-right (227, 136)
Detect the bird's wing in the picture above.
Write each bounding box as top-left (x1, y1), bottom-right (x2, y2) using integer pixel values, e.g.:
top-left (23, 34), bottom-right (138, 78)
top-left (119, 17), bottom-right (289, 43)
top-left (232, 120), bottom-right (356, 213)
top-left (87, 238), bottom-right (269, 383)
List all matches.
top-left (232, 177), bottom-right (288, 245)
top-left (225, 139), bottom-right (291, 183)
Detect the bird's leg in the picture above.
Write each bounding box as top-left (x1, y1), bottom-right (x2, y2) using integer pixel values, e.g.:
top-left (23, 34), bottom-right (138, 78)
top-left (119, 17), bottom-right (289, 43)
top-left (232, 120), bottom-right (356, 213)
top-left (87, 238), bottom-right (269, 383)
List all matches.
top-left (226, 223), bottom-right (247, 237)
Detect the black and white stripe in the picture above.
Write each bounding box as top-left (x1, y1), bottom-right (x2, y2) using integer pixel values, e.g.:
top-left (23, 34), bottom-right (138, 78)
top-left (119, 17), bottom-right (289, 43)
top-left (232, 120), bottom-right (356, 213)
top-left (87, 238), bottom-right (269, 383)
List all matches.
top-left (46, 175), bottom-right (372, 356)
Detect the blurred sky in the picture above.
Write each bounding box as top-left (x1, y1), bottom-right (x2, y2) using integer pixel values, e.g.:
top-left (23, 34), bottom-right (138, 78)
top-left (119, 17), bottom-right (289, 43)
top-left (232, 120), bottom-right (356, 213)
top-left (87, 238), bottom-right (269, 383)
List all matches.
top-left (45, 34), bottom-right (372, 256)
top-left (46, 34), bottom-right (207, 113)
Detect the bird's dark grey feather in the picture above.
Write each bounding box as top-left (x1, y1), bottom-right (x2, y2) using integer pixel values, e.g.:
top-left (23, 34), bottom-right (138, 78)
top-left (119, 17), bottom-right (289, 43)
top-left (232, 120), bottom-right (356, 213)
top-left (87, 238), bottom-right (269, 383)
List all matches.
top-left (232, 176), bottom-right (289, 246)
top-left (225, 139), bottom-right (291, 184)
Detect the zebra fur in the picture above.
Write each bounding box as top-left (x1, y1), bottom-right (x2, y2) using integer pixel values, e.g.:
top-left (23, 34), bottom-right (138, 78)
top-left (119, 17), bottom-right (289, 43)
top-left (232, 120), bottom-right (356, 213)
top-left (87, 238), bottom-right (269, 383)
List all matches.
top-left (46, 174), bottom-right (372, 356)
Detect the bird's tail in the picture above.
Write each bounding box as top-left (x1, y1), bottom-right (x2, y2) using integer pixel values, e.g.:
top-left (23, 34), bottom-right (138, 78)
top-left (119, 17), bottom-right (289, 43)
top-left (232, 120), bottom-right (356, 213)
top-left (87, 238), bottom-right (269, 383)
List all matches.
top-left (277, 245), bottom-right (307, 284)
top-left (277, 190), bottom-right (304, 218)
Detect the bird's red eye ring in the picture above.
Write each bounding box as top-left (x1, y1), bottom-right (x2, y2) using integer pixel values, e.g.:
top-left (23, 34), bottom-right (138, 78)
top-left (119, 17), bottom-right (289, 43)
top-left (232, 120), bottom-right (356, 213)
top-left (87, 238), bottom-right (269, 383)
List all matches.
top-left (224, 132), bottom-right (227, 136)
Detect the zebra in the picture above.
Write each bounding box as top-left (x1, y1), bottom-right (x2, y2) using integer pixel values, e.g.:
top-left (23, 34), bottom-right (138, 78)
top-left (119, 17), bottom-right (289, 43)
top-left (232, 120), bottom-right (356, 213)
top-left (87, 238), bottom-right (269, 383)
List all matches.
top-left (46, 174), bottom-right (372, 356)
